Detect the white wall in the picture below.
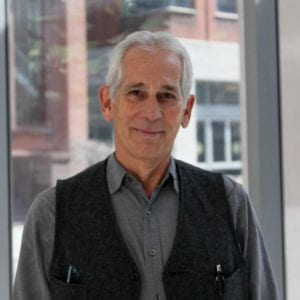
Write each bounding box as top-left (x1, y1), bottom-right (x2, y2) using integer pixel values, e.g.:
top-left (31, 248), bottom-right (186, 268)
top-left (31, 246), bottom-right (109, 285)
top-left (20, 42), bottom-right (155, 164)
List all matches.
top-left (174, 39), bottom-right (240, 165)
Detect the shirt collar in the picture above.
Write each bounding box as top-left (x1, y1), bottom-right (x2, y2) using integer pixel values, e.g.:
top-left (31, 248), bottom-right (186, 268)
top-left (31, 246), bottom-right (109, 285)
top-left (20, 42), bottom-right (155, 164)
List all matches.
top-left (106, 153), bottom-right (179, 194)
top-left (107, 153), bottom-right (127, 194)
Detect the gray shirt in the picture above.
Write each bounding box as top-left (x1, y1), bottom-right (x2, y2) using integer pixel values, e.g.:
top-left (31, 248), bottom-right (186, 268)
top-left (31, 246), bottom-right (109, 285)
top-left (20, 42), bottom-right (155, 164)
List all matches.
top-left (13, 155), bottom-right (279, 300)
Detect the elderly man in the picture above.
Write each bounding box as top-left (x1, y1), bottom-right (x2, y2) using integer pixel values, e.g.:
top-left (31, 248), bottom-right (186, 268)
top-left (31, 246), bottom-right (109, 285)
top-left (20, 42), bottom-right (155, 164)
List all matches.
top-left (14, 31), bottom-right (278, 300)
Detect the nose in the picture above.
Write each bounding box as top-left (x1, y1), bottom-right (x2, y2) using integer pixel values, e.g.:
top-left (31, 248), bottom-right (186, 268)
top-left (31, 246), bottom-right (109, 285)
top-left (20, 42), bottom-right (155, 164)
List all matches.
top-left (142, 96), bottom-right (162, 121)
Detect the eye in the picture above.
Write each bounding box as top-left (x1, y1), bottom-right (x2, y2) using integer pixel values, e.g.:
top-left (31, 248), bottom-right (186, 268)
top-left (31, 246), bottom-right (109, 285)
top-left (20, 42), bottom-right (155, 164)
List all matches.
top-left (164, 92), bottom-right (175, 99)
top-left (158, 92), bottom-right (177, 101)
top-left (126, 89), bottom-right (146, 102)
top-left (128, 89), bottom-right (143, 96)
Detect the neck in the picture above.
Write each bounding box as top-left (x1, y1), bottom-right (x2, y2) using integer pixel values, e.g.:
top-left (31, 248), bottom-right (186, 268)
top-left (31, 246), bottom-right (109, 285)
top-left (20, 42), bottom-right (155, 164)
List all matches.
top-left (114, 151), bottom-right (170, 197)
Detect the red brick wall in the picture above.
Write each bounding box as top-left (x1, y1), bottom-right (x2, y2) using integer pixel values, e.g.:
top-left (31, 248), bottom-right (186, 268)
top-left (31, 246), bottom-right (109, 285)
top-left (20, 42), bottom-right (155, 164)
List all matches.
top-left (169, 0), bottom-right (239, 42)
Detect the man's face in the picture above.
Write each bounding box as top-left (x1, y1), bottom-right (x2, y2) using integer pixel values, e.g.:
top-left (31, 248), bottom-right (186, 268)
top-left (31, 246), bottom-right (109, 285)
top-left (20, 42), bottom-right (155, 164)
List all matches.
top-left (100, 47), bottom-right (194, 164)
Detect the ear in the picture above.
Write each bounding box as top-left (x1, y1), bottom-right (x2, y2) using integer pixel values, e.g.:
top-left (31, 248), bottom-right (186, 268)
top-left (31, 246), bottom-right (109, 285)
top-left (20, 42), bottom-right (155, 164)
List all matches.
top-left (181, 95), bottom-right (195, 128)
top-left (98, 85), bottom-right (113, 122)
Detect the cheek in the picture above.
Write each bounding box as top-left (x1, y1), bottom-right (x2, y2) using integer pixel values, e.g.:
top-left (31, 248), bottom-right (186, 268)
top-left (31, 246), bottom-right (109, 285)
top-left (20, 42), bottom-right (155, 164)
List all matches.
top-left (166, 108), bottom-right (184, 124)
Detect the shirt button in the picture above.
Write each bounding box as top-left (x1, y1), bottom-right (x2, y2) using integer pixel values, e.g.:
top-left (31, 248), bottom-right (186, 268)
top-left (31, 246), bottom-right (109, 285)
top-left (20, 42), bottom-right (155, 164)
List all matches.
top-left (149, 249), bottom-right (156, 256)
top-left (146, 209), bottom-right (151, 215)
top-left (127, 176), bottom-right (133, 182)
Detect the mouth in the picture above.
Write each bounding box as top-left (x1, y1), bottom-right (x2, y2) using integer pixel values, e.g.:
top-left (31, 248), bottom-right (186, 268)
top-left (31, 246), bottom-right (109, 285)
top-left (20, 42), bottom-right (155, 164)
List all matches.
top-left (133, 128), bottom-right (164, 135)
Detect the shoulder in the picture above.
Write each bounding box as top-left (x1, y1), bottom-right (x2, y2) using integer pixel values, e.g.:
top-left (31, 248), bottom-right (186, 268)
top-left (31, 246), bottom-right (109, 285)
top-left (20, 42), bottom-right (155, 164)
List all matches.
top-left (23, 187), bottom-right (56, 242)
top-left (26, 187), bottom-right (56, 227)
top-left (222, 175), bottom-right (252, 228)
top-left (56, 160), bottom-right (108, 198)
top-left (223, 175), bottom-right (249, 208)
top-left (14, 187), bottom-right (56, 299)
top-left (175, 159), bottom-right (214, 175)
top-left (221, 175), bottom-right (263, 253)
top-left (59, 160), bottom-right (107, 184)
top-left (175, 159), bottom-right (223, 184)
top-left (55, 160), bottom-right (109, 205)
top-left (222, 175), bottom-right (255, 222)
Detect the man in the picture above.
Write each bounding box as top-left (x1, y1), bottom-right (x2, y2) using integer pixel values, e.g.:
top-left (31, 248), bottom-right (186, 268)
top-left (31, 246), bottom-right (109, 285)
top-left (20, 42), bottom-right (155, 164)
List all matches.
top-left (14, 31), bottom-right (278, 299)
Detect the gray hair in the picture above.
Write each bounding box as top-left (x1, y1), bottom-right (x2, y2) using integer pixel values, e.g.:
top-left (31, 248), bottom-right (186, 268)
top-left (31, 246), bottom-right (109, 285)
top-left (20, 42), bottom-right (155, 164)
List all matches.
top-left (105, 31), bottom-right (193, 102)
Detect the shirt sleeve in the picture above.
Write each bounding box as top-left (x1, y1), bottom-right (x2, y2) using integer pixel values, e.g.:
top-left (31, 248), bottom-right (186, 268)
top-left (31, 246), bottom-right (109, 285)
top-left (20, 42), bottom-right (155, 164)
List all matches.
top-left (13, 188), bottom-right (56, 300)
top-left (223, 175), bottom-right (279, 300)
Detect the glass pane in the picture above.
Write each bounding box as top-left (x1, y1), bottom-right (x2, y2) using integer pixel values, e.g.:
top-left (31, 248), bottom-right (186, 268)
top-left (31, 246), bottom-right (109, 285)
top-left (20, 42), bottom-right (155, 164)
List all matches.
top-left (195, 81), bottom-right (208, 104)
top-left (196, 81), bottom-right (239, 105)
top-left (9, 0), bottom-right (243, 281)
top-left (123, 0), bottom-right (194, 13)
top-left (211, 82), bottom-right (239, 105)
top-left (231, 121), bottom-right (241, 161)
top-left (197, 121), bottom-right (206, 162)
top-left (196, 80), bottom-right (241, 176)
top-left (212, 121), bottom-right (225, 161)
top-left (217, 0), bottom-right (237, 14)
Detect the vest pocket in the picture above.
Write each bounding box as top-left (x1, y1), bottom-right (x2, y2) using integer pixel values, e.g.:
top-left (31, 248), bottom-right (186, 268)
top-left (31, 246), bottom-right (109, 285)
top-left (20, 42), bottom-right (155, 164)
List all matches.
top-left (222, 264), bottom-right (248, 300)
top-left (50, 276), bottom-right (87, 300)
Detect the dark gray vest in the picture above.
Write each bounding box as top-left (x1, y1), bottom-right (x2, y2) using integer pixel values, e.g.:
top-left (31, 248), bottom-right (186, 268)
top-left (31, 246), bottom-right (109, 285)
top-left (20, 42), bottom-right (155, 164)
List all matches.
top-left (49, 159), bottom-right (248, 299)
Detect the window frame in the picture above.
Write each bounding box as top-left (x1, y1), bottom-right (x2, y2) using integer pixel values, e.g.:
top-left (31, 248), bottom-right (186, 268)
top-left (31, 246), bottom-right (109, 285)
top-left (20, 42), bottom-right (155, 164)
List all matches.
top-left (239, 0), bottom-right (285, 298)
top-left (0, 0), bottom-right (12, 298)
top-left (195, 80), bottom-right (241, 172)
top-left (0, 0), bottom-right (286, 298)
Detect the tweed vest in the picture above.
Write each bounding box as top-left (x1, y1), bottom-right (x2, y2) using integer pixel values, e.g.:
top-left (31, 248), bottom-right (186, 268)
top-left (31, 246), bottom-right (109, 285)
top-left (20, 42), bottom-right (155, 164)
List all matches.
top-left (49, 159), bottom-right (248, 300)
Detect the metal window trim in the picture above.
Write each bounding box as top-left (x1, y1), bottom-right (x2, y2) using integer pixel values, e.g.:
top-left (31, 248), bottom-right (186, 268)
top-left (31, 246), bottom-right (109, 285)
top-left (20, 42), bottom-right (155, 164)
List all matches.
top-left (239, 0), bottom-right (286, 299)
top-left (0, 0), bottom-right (12, 299)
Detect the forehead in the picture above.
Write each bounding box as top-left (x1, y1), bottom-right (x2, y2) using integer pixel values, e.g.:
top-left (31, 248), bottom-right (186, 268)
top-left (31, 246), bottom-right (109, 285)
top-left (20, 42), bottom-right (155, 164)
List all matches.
top-left (121, 47), bottom-right (182, 85)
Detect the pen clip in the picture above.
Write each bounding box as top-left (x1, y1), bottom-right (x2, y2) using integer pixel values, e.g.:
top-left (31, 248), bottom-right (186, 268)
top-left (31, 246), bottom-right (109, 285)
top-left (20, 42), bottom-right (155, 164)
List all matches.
top-left (66, 265), bottom-right (80, 284)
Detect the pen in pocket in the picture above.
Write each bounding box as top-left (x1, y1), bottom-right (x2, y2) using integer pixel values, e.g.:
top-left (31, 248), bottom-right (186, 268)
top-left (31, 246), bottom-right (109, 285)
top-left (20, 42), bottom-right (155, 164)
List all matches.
top-left (66, 265), bottom-right (80, 284)
top-left (215, 264), bottom-right (224, 296)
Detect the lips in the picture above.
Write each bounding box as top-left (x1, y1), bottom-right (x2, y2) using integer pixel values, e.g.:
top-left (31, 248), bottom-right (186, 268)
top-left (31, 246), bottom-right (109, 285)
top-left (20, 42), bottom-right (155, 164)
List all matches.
top-left (133, 128), bottom-right (164, 135)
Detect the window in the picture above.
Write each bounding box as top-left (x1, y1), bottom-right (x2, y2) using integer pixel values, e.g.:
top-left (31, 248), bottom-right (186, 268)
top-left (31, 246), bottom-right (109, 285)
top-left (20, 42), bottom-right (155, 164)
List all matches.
top-left (9, 0), bottom-right (243, 282)
top-left (217, 0), bottom-right (237, 15)
top-left (195, 81), bottom-right (241, 175)
top-left (14, 0), bottom-right (44, 126)
top-left (196, 81), bottom-right (239, 105)
top-left (123, 0), bottom-right (194, 14)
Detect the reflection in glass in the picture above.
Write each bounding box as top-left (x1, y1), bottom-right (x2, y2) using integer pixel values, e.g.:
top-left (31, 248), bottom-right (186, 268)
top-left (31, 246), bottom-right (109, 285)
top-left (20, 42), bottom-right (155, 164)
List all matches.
top-left (212, 121), bottom-right (225, 161)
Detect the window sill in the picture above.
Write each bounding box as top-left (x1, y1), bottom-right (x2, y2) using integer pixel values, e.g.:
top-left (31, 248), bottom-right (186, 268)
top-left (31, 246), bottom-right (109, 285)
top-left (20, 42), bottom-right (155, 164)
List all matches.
top-left (215, 11), bottom-right (239, 21)
top-left (124, 5), bottom-right (196, 18)
top-left (13, 125), bottom-right (52, 135)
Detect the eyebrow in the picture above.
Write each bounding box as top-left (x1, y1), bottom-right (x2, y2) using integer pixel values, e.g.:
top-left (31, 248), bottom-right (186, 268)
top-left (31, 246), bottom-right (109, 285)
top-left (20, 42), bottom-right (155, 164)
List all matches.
top-left (124, 83), bottom-right (179, 92)
top-left (124, 82), bottom-right (146, 91)
top-left (160, 85), bottom-right (180, 94)
top-left (162, 85), bottom-right (180, 94)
